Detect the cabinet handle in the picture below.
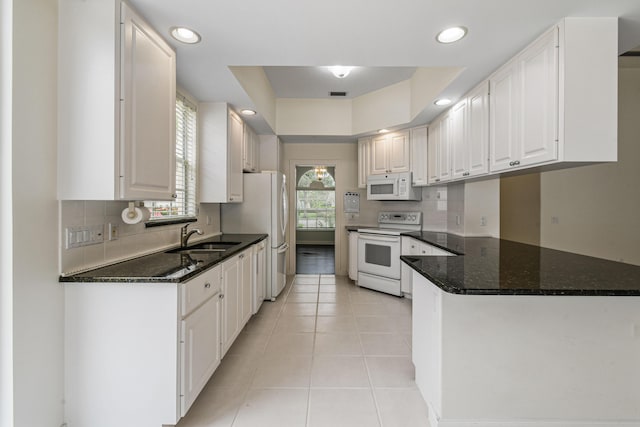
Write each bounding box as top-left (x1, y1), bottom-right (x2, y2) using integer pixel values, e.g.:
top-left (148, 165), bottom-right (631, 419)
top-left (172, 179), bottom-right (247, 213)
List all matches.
top-left (435, 178), bottom-right (441, 182)
top-left (513, 160), bottom-right (520, 166)
top-left (229, 197), bottom-right (234, 201)
top-left (219, 294), bottom-right (224, 299)
top-left (239, 254), bottom-right (244, 259)
top-left (204, 282), bottom-right (211, 289)
top-left (172, 194), bottom-right (177, 199)
top-left (463, 172), bottom-right (470, 176)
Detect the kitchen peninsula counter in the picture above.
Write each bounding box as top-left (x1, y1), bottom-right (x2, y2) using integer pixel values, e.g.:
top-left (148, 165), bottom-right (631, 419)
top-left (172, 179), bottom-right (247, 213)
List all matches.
top-left (404, 233), bottom-right (640, 427)
top-left (59, 233), bottom-right (267, 283)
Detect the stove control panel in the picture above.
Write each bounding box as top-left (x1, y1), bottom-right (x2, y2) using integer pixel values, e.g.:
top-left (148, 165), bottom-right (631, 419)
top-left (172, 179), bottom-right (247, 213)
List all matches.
top-left (378, 211), bottom-right (422, 226)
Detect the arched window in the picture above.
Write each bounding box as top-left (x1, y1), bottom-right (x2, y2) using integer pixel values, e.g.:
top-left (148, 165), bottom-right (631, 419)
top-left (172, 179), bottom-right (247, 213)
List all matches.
top-left (296, 166), bottom-right (336, 229)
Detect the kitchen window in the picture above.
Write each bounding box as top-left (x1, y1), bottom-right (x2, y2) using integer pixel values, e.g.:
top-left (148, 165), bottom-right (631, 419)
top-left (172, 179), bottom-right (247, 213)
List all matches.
top-left (296, 167), bottom-right (335, 230)
top-left (145, 95), bottom-right (197, 220)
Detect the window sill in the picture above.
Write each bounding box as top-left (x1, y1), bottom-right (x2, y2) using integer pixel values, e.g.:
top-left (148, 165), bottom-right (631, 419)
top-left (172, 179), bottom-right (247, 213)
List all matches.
top-left (145, 217), bottom-right (197, 228)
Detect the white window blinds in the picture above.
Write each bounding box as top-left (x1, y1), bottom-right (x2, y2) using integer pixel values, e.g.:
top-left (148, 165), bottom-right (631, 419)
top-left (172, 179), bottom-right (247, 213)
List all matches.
top-left (146, 95), bottom-right (197, 219)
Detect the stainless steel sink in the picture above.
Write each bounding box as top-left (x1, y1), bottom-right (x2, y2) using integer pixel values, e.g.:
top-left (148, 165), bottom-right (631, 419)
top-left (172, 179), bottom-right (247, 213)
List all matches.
top-left (167, 241), bottom-right (241, 255)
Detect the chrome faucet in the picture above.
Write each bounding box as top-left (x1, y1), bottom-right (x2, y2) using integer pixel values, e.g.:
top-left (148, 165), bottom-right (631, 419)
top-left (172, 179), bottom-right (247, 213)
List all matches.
top-left (181, 223), bottom-right (203, 248)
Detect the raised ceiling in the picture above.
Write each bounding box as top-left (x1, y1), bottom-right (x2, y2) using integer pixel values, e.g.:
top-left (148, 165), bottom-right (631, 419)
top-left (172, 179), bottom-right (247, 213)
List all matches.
top-left (127, 0), bottom-right (640, 137)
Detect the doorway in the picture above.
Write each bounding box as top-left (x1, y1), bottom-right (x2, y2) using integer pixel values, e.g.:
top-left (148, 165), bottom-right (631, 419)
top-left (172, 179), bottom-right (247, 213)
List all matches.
top-left (295, 166), bottom-right (336, 274)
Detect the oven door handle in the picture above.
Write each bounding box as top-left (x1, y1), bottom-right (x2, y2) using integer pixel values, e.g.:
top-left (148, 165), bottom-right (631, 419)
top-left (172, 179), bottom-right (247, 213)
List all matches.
top-left (358, 233), bottom-right (400, 243)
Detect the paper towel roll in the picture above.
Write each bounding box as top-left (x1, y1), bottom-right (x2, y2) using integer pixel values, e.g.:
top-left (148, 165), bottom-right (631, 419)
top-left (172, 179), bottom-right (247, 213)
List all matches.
top-left (121, 206), bottom-right (150, 224)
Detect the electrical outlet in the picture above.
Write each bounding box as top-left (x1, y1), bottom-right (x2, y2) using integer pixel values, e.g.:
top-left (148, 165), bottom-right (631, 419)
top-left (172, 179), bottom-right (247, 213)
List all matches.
top-left (551, 216), bottom-right (559, 224)
top-left (480, 216), bottom-right (487, 227)
top-left (206, 215), bottom-right (212, 226)
top-left (456, 215), bottom-right (461, 226)
top-left (108, 223), bottom-right (118, 241)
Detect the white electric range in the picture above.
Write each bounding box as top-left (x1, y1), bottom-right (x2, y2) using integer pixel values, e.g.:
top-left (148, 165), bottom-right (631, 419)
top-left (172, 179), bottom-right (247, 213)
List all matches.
top-left (357, 211), bottom-right (422, 296)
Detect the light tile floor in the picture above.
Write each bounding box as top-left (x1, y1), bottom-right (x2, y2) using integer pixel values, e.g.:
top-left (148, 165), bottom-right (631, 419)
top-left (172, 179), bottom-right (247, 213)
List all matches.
top-left (177, 274), bottom-right (430, 427)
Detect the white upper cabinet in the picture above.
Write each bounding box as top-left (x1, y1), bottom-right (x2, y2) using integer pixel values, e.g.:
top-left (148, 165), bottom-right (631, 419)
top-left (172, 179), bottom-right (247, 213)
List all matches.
top-left (490, 27), bottom-right (558, 172)
top-left (242, 123), bottom-right (260, 173)
top-left (428, 112), bottom-right (451, 184)
top-left (410, 126), bottom-right (429, 186)
top-left (450, 99), bottom-right (468, 180)
top-left (467, 82), bottom-right (490, 177)
top-left (490, 18), bottom-right (618, 172)
top-left (451, 81), bottom-right (489, 180)
top-left (199, 103), bottom-right (244, 203)
top-left (369, 130), bottom-right (410, 175)
top-left (58, 0), bottom-right (176, 200)
top-left (357, 137), bottom-right (371, 188)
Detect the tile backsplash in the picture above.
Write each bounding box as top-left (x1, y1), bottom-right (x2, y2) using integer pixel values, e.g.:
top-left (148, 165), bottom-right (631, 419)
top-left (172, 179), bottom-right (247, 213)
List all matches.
top-left (59, 201), bottom-right (221, 274)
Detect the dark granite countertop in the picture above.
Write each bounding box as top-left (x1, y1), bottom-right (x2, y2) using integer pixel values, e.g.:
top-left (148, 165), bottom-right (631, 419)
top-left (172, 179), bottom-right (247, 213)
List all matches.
top-left (60, 234), bottom-right (267, 284)
top-left (401, 233), bottom-right (640, 296)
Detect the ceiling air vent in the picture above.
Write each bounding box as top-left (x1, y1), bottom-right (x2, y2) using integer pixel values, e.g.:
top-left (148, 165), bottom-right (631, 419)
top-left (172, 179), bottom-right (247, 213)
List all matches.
top-left (330, 91), bottom-right (347, 97)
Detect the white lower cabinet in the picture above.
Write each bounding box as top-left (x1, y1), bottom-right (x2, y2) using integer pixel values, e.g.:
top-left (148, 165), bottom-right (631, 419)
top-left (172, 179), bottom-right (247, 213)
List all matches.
top-left (181, 292), bottom-right (221, 416)
top-left (221, 248), bottom-right (253, 356)
top-left (64, 242), bottom-right (262, 427)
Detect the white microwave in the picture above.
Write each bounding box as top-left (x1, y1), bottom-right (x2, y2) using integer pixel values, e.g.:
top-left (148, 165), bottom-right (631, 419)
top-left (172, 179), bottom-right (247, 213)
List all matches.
top-left (366, 172), bottom-right (421, 201)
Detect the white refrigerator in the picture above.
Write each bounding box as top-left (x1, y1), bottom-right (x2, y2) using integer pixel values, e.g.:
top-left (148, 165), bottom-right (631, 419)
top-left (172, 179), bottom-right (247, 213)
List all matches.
top-left (221, 171), bottom-right (289, 300)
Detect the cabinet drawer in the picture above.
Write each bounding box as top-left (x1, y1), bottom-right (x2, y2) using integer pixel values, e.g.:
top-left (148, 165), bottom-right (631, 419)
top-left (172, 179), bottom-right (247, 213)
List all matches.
top-left (181, 265), bottom-right (221, 317)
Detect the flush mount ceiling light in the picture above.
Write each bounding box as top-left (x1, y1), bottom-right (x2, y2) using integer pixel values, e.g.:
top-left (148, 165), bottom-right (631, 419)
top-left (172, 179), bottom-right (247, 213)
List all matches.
top-left (170, 26), bottom-right (201, 44)
top-left (436, 26), bottom-right (468, 44)
top-left (434, 98), bottom-right (452, 106)
top-left (240, 109), bottom-right (256, 116)
top-left (328, 66), bottom-right (353, 79)
top-left (378, 129), bottom-right (390, 134)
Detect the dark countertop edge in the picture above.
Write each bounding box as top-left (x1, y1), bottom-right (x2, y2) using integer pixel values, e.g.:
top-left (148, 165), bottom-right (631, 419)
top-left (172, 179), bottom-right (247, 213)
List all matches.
top-left (400, 256), bottom-right (640, 297)
top-left (399, 231), bottom-right (466, 255)
top-left (59, 234), bottom-right (268, 284)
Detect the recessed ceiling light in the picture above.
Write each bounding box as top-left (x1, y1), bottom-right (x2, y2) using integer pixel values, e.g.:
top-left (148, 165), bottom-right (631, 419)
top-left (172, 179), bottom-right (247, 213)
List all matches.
top-left (378, 129), bottom-right (390, 134)
top-left (170, 26), bottom-right (201, 44)
top-left (434, 98), bottom-right (452, 106)
top-left (436, 26), bottom-right (467, 44)
top-left (240, 109), bottom-right (256, 116)
top-left (328, 66), bottom-right (353, 79)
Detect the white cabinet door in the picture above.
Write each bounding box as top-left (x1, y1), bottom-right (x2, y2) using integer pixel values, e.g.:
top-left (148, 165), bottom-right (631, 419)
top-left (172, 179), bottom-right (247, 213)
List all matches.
top-left (437, 113), bottom-right (452, 182)
top-left (221, 255), bottom-right (241, 356)
top-left (228, 111), bottom-right (244, 202)
top-left (348, 231), bottom-right (359, 281)
top-left (199, 103), bottom-right (245, 203)
top-left (490, 27), bottom-right (558, 172)
top-left (490, 59), bottom-right (519, 172)
top-left (410, 126), bottom-right (429, 186)
top-left (467, 82), bottom-right (490, 177)
top-left (253, 241), bottom-right (266, 314)
top-left (243, 123), bottom-right (259, 172)
top-left (427, 118), bottom-right (440, 184)
top-left (357, 137), bottom-right (371, 188)
top-left (180, 294), bottom-right (220, 416)
top-left (120, 3), bottom-right (176, 200)
top-left (240, 250), bottom-right (253, 327)
top-left (388, 131), bottom-right (411, 173)
top-left (450, 99), bottom-right (468, 180)
top-left (370, 135), bottom-right (390, 175)
top-left (518, 28), bottom-right (558, 167)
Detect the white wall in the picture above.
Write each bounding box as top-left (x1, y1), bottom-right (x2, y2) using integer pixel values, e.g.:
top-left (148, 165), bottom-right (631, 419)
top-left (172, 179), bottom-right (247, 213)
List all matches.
top-left (0, 0), bottom-right (13, 424)
top-left (539, 66), bottom-right (640, 266)
top-left (11, 1), bottom-right (64, 426)
top-left (60, 202), bottom-right (220, 274)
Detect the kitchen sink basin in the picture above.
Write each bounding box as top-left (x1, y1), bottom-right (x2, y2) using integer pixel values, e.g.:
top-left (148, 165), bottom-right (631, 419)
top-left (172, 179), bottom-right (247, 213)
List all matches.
top-left (166, 241), bottom-right (242, 255)
top-left (189, 242), bottom-right (241, 250)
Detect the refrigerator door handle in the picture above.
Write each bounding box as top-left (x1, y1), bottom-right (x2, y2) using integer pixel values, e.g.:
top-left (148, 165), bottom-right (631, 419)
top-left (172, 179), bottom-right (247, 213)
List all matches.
top-left (277, 242), bottom-right (289, 253)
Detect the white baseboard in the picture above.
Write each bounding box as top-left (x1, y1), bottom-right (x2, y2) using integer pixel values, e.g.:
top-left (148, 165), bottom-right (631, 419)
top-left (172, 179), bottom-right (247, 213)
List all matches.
top-left (433, 419), bottom-right (640, 427)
